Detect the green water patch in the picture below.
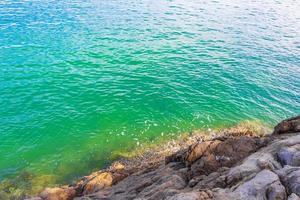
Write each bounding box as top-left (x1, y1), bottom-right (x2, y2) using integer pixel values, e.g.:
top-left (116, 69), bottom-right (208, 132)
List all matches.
top-left (0, 119), bottom-right (272, 199)
top-left (1, 0), bottom-right (300, 198)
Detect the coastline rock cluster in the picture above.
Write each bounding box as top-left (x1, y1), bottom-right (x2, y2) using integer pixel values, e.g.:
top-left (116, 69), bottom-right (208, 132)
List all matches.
top-left (29, 116), bottom-right (300, 200)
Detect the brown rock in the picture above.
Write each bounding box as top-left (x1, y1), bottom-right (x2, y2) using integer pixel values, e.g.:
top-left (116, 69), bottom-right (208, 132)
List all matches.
top-left (185, 141), bottom-right (220, 164)
top-left (111, 162), bottom-right (125, 171)
top-left (185, 137), bottom-right (266, 177)
top-left (40, 187), bottom-right (76, 200)
top-left (198, 190), bottom-right (214, 200)
top-left (82, 172), bottom-right (113, 195)
top-left (273, 116), bottom-right (300, 135)
top-left (165, 148), bottom-right (187, 164)
top-left (75, 166), bottom-right (131, 196)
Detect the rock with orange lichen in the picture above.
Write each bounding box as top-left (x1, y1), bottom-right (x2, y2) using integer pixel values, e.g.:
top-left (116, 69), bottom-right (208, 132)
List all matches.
top-left (111, 162), bottom-right (125, 171)
top-left (75, 164), bottom-right (131, 195)
top-left (81, 172), bottom-right (113, 195)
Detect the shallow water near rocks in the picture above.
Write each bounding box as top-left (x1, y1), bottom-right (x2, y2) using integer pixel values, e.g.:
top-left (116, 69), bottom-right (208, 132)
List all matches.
top-left (0, 0), bottom-right (300, 188)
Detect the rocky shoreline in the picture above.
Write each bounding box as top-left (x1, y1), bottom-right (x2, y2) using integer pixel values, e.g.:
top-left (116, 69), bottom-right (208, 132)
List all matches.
top-left (25, 116), bottom-right (300, 200)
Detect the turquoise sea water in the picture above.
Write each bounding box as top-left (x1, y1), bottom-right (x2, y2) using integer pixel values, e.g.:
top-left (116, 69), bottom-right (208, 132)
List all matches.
top-left (0, 0), bottom-right (300, 184)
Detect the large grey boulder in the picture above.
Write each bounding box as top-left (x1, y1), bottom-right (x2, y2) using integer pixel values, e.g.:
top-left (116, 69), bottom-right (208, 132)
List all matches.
top-left (278, 145), bottom-right (300, 167)
top-left (277, 166), bottom-right (300, 196)
top-left (232, 170), bottom-right (286, 200)
top-left (215, 170), bottom-right (286, 200)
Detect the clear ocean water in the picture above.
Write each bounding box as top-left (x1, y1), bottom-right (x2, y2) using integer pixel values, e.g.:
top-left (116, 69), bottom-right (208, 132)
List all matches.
top-left (0, 0), bottom-right (299, 184)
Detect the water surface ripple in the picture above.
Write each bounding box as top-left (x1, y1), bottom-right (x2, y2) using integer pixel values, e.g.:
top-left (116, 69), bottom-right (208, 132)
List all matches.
top-left (0, 0), bottom-right (300, 182)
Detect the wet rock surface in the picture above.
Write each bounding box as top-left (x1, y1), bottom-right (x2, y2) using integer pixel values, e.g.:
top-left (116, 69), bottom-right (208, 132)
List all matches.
top-left (36, 117), bottom-right (300, 200)
top-left (273, 116), bottom-right (300, 135)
